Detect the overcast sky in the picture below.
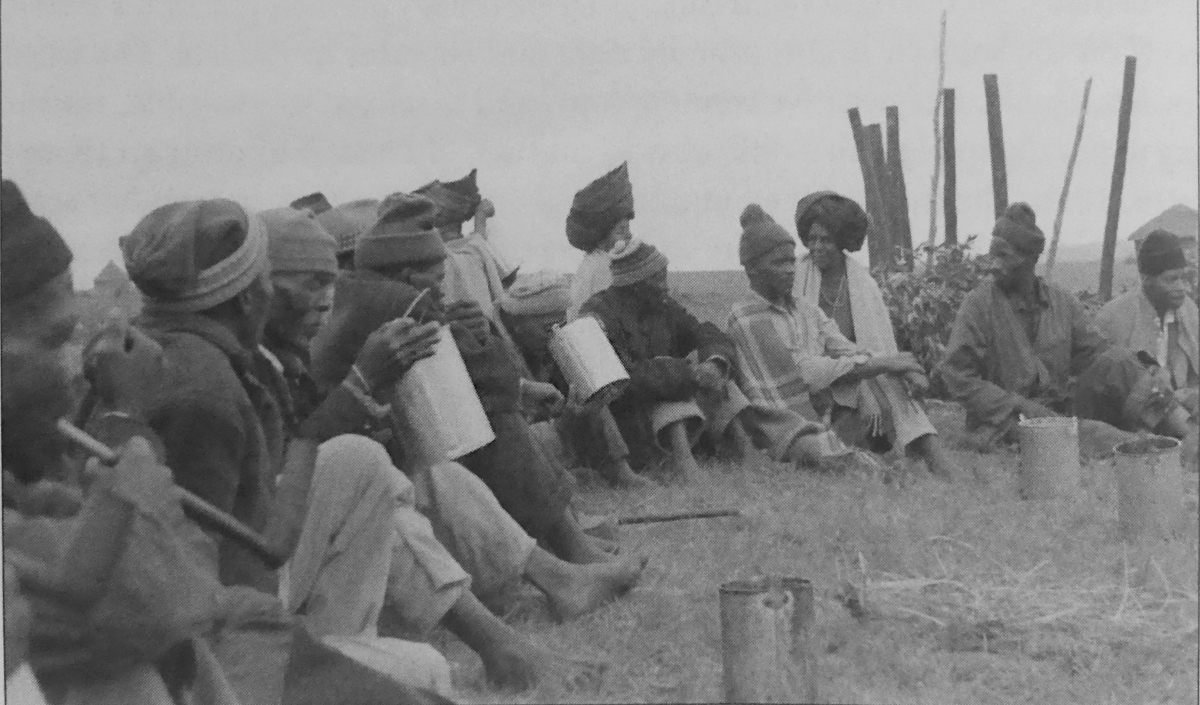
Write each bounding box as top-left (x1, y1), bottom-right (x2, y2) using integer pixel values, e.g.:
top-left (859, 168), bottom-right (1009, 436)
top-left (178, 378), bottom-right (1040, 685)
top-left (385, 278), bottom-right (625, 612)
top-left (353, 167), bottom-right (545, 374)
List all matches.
top-left (2, 0), bottom-right (1196, 287)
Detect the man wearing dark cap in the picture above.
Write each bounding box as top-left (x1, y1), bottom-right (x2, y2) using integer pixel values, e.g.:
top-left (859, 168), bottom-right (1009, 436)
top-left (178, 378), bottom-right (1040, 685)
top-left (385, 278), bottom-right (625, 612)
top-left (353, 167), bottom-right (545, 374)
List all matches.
top-left (580, 239), bottom-right (750, 478)
top-left (940, 203), bottom-right (1196, 457)
top-left (1096, 229), bottom-right (1198, 417)
top-left (566, 162), bottom-right (635, 321)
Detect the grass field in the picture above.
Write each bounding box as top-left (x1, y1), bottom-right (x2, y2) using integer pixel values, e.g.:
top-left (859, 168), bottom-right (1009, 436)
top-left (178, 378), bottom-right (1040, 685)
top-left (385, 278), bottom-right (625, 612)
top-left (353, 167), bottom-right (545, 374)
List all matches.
top-left (431, 401), bottom-right (1199, 704)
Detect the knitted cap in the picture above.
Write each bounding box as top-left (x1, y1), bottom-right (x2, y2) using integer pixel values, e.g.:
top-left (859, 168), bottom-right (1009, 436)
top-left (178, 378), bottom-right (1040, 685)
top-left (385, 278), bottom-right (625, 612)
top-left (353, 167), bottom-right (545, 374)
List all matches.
top-left (794, 191), bottom-right (869, 252)
top-left (290, 192), bottom-right (333, 216)
top-left (121, 199), bottom-right (268, 313)
top-left (1138, 229), bottom-right (1187, 276)
top-left (498, 271), bottom-right (571, 316)
top-left (415, 168), bottom-right (481, 226)
top-left (1, 180), bottom-right (74, 301)
top-left (260, 208), bottom-right (338, 275)
top-left (991, 202), bottom-right (1045, 257)
top-left (738, 203), bottom-right (795, 268)
top-left (317, 199), bottom-right (380, 255)
top-left (354, 193), bottom-right (446, 270)
top-left (609, 238), bottom-right (668, 287)
top-left (566, 162), bottom-right (635, 252)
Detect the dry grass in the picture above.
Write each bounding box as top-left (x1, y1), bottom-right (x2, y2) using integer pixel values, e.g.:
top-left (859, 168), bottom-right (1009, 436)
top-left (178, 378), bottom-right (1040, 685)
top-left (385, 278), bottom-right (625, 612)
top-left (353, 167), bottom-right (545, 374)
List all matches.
top-left (431, 409), bottom-right (1199, 704)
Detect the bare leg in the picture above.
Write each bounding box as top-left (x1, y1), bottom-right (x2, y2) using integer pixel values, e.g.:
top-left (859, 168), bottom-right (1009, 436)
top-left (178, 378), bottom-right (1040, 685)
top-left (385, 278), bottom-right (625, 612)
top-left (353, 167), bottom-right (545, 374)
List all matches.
top-left (909, 433), bottom-right (953, 481)
top-left (596, 456), bottom-right (655, 490)
top-left (523, 547), bottom-right (647, 622)
top-left (441, 591), bottom-right (604, 690)
top-left (668, 421), bottom-right (702, 481)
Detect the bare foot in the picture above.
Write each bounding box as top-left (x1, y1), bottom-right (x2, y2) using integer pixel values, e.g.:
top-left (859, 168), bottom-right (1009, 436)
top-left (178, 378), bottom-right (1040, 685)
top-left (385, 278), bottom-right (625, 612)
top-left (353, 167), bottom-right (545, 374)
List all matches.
top-left (479, 636), bottom-right (608, 691)
top-left (545, 555), bottom-right (649, 622)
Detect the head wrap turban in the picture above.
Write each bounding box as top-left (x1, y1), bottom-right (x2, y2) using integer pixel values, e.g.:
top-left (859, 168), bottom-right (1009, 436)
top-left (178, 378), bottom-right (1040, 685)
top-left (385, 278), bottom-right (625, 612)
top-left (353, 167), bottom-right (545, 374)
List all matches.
top-left (415, 169), bottom-right (481, 227)
top-left (991, 202), bottom-right (1045, 258)
top-left (289, 192), bottom-right (333, 216)
top-left (1, 180), bottom-right (73, 301)
top-left (609, 238), bottom-right (668, 287)
top-left (794, 191), bottom-right (869, 252)
top-left (498, 271), bottom-right (571, 316)
top-left (260, 208), bottom-right (338, 276)
top-left (566, 162), bottom-right (635, 252)
top-left (1138, 229), bottom-right (1187, 276)
top-left (121, 199), bottom-right (268, 314)
top-left (354, 193), bottom-right (446, 270)
top-left (739, 203), bottom-right (795, 268)
top-left (317, 199), bottom-right (380, 255)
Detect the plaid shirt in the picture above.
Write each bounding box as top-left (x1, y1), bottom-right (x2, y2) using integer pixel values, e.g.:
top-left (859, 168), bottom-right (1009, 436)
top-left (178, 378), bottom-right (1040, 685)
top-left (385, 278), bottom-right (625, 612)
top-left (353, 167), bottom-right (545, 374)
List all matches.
top-left (726, 291), bottom-right (869, 414)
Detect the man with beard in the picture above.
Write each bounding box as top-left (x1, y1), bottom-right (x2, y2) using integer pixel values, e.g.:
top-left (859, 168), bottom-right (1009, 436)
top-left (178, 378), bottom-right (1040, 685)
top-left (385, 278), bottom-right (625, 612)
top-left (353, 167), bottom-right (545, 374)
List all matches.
top-left (259, 207), bottom-right (640, 689)
top-left (312, 193), bottom-right (634, 566)
top-left (780, 194), bottom-right (955, 478)
top-left (1095, 229), bottom-right (1198, 419)
top-left (118, 196), bottom-right (468, 702)
top-left (580, 239), bottom-right (750, 478)
top-left (565, 162), bottom-right (634, 322)
top-left (940, 203), bottom-right (1196, 463)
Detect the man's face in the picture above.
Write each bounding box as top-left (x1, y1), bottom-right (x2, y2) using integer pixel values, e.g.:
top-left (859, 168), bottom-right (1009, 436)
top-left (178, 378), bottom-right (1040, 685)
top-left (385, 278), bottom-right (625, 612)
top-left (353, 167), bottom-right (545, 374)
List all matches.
top-left (747, 247), bottom-right (796, 302)
top-left (985, 237), bottom-right (1035, 292)
top-left (1142, 267), bottom-right (1191, 313)
top-left (267, 271), bottom-right (335, 348)
top-left (505, 310), bottom-right (564, 360)
top-left (808, 222), bottom-right (842, 272)
top-left (1, 271), bottom-right (79, 482)
top-left (409, 260), bottom-right (448, 304)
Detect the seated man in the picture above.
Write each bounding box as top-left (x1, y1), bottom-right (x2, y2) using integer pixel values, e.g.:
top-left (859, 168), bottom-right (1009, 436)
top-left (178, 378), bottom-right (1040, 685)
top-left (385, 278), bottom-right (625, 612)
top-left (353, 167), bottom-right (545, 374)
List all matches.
top-left (1095, 229), bottom-right (1198, 417)
top-left (580, 239), bottom-right (751, 478)
top-left (497, 272), bottom-right (651, 488)
top-left (940, 203), bottom-right (1195, 459)
top-left (311, 192), bottom-right (645, 572)
top-left (565, 162), bottom-right (634, 322)
top-left (726, 204), bottom-right (949, 478)
top-left (788, 194), bottom-right (954, 477)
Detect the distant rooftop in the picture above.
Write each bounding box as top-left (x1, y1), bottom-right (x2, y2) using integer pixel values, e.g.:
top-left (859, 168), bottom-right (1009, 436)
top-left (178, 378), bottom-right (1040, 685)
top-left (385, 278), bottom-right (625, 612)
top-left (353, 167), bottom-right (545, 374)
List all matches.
top-left (1128, 204), bottom-right (1198, 242)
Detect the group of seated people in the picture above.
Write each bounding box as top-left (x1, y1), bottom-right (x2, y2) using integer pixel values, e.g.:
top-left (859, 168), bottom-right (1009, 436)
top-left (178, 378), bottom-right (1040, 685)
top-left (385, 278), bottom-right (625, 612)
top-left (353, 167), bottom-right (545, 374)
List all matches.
top-left (2, 158), bottom-right (1196, 703)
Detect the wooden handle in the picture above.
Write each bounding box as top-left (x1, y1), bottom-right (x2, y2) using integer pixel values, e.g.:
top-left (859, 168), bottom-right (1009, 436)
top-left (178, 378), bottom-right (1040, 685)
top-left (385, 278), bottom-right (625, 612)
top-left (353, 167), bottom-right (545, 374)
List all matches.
top-left (56, 420), bottom-right (290, 569)
top-left (619, 508), bottom-right (741, 525)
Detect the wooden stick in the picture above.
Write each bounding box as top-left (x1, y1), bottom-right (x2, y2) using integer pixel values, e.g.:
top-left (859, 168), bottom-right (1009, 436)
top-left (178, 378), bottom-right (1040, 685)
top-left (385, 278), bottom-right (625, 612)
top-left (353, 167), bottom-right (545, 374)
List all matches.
top-left (619, 508), bottom-right (741, 525)
top-left (983, 74), bottom-right (1009, 220)
top-left (885, 106), bottom-right (913, 268)
top-left (56, 419), bottom-right (289, 568)
top-left (864, 123), bottom-right (894, 270)
top-left (848, 109), bottom-right (892, 271)
top-left (942, 88), bottom-right (958, 245)
top-left (1100, 57), bottom-right (1137, 302)
top-left (926, 10), bottom-right (948, 258)
top-left (1046, 78), bottom-right (1093, 282)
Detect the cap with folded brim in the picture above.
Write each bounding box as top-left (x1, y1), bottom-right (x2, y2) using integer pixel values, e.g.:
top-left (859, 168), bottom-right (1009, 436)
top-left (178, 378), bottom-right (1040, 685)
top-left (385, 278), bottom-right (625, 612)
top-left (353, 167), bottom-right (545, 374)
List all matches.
top-left (566, 162), bottom-right (635, 251)
top-left (121, 198), bottom-right (268, 314)
top-left (739, 203), bottom-right (795, 268)
top-left (609, 238), bottom-right (668, 287)
top-left (1137, 229), bottom-right (1187, 276)
top-left (415, 169), bottom-right (481, 226)
top-left (1, 179), bottom-right (74, 301)
top-left (260, 208), bottom-right (338, 275)
top-left (991, 202), bottom-right (1045, 257)
top-left (354, 193), bottom-right (446, 270)
top-left (317, 199), bottom-right (381, 255)
top-left (498, 271), bottom-right (570, 316)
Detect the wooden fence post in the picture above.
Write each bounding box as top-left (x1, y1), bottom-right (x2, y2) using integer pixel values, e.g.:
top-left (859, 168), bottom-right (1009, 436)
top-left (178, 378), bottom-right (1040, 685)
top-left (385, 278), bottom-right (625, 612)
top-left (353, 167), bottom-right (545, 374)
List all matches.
top-left (1046, 78), bottom-right (1093, 282)
top-left (1100, 56), bottom-right (1137, 302)
top-left (942, 88), bottom-right (958, 246)
top-left (983, 74), bottom-right (1009, 219)
top-left (885, 106), bottom-right (913, 268)
top-left (848, 109), bottom-right (892, 270)
top-left (864, 123), bottom-right (893, 269)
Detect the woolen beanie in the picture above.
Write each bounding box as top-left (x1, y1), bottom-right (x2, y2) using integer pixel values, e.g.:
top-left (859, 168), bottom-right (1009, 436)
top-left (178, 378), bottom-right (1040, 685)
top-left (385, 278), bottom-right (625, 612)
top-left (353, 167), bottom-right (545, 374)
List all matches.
top-left (317, 199), bottom-right (380, 255)
top-left (566, 162), bottom-right (635, 252)
top-left (121, 199), bottom-right (268, 314)
top-left (610, 238), bottom-right (668, 287)
top-left (415, 168), bottom-right (481, 226)
top-left (354, 193), bottom-right (446, 270)
top-left (498, 271), bottom-right (571, 316)
top-left (1137, 229), bottom-right (1187, 276)
top-left (259, 208), bottom-right (338, 275)
top-left (991, 202), bottom-right (1045, 257)
top-left (1, 179), bottom-right (73, 301)
top-left (290, 192), bottom-right (333, 216)
top-left (739, 203), bottom-right (795, 268)
top-left (794, 191), bottom-right (869, 252)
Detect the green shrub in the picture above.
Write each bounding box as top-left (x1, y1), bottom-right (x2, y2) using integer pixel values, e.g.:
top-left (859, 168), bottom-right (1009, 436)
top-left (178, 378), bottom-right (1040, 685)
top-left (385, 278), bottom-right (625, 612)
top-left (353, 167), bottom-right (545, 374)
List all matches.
top-left (874, 239), bottom-right (987, 398)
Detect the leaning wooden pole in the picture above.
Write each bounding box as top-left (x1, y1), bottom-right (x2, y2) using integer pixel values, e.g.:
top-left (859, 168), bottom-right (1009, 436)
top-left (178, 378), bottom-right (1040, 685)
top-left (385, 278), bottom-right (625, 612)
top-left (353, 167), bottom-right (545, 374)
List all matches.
top-left (926, 10), bottom-right (948, 256)
top-left (885, 106), bottom-right (914, 267)
top-left (865, 123), bottom-right (894, 269)
top-left (1045, 78), bottom-right (1093, 282)
top-left (942, 88), bottom-right (958, 245)
top-left (983, 74), bottom-right (1009, 219)
top-left (848, 109), bottom-right (891, 269)
top-left (1100, 56), bottom-right (1137, 302)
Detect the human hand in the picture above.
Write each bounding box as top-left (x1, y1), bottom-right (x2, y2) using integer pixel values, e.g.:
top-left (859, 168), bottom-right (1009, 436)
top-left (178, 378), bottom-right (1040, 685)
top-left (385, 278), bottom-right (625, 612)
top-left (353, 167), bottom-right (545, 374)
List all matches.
top-left (1175, 387), bottom-right (1199, 416)
top-left (858, 383), bottom-right (885, 438)
top-left (694, 360), bottom-right (727, 393)
top-left (444, 301), bottom-right (490, 343)
top-left (83, 308), bottom-right (166, 420)
top-left (522, 380), bottom-right (565, 418)
top-left (354, 318), bottom-right (441, 395)
top-left (903, 370), bottom-right (930, 398)
top-left (873, 352), bottom-right (923, 376)
top-left (1015, 398), bottom-right (1057, 419)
